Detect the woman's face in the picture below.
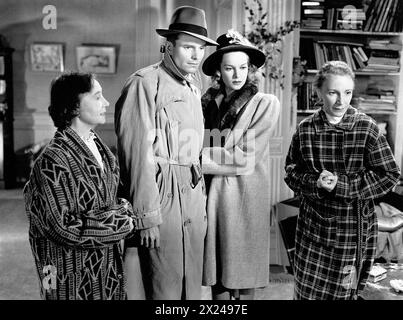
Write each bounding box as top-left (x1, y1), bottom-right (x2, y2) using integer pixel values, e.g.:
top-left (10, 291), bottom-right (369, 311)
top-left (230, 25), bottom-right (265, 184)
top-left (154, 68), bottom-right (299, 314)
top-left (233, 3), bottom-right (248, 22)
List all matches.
top-left (77, 79), bottom-right (109, 128)
top-left (220, 51), bottom-right (249, 96)
top-left (318, 74), bottom-right (354, 123)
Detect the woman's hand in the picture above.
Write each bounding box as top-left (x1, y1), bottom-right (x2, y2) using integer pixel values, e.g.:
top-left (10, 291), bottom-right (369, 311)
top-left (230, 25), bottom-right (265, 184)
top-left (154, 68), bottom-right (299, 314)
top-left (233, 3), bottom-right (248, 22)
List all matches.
top-left (317, 169), bottom-right (338, 192)
top-left (140, 226), bottom-right (160, 249)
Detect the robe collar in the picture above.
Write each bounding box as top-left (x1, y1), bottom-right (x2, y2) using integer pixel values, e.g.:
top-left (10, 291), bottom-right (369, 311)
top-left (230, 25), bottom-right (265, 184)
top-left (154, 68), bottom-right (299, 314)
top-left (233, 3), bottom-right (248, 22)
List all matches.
top-left (313, 106), bottom-right (358, 133)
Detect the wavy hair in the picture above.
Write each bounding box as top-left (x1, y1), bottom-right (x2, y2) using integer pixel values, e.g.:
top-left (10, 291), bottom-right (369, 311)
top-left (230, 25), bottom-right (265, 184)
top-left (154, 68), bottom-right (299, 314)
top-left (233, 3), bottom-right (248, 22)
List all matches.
top-left (48, 72), bottom-right (94, 129)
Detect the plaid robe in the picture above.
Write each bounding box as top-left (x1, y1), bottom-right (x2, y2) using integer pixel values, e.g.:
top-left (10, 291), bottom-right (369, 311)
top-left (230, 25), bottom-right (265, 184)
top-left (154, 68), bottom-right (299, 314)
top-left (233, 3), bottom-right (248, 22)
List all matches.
top-left (284, 107), bottom-right (400, 300)
top-left (23, 127), bottom-right (134, 300)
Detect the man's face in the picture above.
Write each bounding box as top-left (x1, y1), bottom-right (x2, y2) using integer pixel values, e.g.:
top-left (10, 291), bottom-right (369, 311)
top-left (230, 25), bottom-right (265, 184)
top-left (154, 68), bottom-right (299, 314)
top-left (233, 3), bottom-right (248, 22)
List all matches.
top-left (168, 33), bottom-right (206, 75)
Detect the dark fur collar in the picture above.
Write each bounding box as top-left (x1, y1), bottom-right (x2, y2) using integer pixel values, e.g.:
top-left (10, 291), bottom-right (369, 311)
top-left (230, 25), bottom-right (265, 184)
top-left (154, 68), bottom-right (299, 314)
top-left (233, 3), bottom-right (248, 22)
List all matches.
top-left (202, 82), bottom-right (258, 130)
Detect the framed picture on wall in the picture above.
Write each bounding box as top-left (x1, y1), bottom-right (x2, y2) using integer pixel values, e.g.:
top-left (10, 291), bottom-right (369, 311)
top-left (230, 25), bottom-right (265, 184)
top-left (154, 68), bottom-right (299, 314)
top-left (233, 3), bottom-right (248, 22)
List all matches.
top-left (76, 45), bottom-right (118, 74)
top-left (30, 43), bottom-right (64, 72)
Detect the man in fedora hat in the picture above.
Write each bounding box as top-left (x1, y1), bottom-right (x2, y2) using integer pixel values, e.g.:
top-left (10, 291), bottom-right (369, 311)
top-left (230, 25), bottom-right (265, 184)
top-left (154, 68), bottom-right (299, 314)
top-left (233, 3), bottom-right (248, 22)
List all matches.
top-left (115, 6), bottom-right (217, 300)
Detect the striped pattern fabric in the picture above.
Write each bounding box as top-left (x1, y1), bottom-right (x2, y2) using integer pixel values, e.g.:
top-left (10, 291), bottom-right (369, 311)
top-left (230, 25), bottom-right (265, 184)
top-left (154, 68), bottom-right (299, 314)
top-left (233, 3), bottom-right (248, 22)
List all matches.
top-left (23, 127), bottom-right (134, 300)
top-left (284, 107), bottom-right (400, 299)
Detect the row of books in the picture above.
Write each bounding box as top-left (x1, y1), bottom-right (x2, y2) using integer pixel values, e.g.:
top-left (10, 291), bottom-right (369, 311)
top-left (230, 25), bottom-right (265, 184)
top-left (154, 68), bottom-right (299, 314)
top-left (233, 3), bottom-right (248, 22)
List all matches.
top-left (302, 39), bottom-right (401, 72)
top-left (301, 0), bottom-right (403, 32)
top-left (363, 0), bottom-right (403, 32)
top-left (312, 41), bottom-right (369, 71)
top-left (297, 82), bottom-right (321, 111)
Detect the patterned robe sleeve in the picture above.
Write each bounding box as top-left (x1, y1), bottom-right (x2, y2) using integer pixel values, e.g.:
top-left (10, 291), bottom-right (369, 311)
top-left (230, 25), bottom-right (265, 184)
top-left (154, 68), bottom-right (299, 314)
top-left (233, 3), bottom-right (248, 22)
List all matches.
top-left (284, 129), bottom-right (326, 200)
top-left (202, 95), bottom-right (280, 176)
top-left (26, 156), bottom-right (134, 249)
top-left (115, 75), bottom-right (162, 230)
top-left (334, 130), bottom-right (400, 201)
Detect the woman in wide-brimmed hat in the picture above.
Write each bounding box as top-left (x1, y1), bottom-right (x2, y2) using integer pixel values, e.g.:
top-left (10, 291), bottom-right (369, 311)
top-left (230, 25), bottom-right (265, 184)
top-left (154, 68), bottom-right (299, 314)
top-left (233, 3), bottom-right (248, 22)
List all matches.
top-left (201, 29), bottom-right (281, 300)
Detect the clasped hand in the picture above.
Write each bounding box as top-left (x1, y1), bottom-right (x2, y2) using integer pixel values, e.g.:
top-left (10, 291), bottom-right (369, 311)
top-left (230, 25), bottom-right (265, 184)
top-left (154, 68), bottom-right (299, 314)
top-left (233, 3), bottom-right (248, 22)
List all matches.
top-left (317, 169), bottom-right (338, 192)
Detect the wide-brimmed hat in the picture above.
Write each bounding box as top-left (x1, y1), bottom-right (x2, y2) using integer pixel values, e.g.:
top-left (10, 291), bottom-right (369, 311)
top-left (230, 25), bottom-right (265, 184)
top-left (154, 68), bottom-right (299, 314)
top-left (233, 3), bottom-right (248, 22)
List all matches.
top-left (156, 6), bottom-right (218, 46)
top-left (202, 29), bottom-right (266, 76)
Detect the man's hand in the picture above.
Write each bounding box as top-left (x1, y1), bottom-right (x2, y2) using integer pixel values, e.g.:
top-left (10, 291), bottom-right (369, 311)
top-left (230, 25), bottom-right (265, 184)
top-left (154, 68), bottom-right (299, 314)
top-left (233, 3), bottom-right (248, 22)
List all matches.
top-left (140, 226), bottom-right (160, 249)
top-left (317, 169), bottom-right (338, 192)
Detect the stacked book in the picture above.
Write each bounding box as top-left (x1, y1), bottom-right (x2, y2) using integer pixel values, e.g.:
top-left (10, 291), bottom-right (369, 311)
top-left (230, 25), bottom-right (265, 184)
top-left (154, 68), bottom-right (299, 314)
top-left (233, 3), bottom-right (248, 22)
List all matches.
top-left (301, 0), bottom-right (325, 29)
top-left (352, 81), bottom-right (396, 113)
top-left (362, 40), bottom-right (401, 72)
top-left (363, 0), bottom-right (403, 32)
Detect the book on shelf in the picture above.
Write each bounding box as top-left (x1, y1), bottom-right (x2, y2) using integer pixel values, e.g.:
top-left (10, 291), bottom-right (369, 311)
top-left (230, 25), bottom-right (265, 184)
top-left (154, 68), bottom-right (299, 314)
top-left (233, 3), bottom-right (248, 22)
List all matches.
top-left (364, 0), bottom-right (403, 32)
top-left (297, 82), bottom-right (321, 111)
top-left (368, 40), bottom-right (403, 52)
top-left (310, 40), bottom-right (368, 70)
top-left (352, 80), bottom-right (397, 113)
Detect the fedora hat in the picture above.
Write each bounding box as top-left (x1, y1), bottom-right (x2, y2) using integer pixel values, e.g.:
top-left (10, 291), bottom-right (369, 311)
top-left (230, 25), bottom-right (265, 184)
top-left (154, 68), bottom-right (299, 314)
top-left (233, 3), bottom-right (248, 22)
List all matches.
top-left (202, 29), bottom-right (266, 76)
top-left (156, 6), bottom-right (218, 46)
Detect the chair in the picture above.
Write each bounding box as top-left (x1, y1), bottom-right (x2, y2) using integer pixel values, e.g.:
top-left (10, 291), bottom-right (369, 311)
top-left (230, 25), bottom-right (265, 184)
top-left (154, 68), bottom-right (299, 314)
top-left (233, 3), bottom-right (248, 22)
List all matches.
top-left (276, 197), bottom-right (300, 275)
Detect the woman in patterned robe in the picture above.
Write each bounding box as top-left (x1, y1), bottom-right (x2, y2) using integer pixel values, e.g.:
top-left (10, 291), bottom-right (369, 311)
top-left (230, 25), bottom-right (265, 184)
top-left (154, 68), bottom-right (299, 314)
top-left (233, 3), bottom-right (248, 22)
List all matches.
top-left (285, 61), bottom-right (400, 299)
top-left (23, 72), bottom-right (135, 300)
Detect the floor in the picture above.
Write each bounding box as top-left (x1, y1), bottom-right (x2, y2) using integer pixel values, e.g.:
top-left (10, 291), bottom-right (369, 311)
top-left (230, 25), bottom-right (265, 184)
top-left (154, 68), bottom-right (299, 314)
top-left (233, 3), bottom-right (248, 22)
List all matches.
top-left (0, 188), bottom-right (294, 300)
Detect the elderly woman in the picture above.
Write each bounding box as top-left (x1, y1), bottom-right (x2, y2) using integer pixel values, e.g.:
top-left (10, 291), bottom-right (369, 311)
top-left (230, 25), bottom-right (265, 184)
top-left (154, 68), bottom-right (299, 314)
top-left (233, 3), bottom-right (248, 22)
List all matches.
top-left (284, 61), bottom-right (400, 300)
top-left (23, 72), bottom-right (135, 300)
top-left (201, 30), bottom-right (280, 300)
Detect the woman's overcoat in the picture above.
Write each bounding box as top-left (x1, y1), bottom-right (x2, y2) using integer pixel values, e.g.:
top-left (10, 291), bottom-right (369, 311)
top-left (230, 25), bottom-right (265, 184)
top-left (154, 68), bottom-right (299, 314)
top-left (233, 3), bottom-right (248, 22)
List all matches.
top-left (284, 107), bottom-right (400, 299)
top-left (201, 88), bottom-right (280, 289)
top-left (23, 127), bottom-right (134, 300)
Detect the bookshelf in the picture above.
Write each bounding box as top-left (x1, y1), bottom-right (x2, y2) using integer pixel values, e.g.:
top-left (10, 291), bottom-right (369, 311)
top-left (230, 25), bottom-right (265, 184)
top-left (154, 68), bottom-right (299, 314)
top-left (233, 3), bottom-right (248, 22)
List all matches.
top-left (297, 0), bottom-right (403, 171)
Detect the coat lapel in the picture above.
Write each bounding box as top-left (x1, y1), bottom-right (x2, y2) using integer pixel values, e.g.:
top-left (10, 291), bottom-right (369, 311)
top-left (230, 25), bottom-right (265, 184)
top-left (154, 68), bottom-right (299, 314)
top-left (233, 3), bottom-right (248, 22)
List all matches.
top-left (223, 92), bottom-right (263, 149)
top-left (57, 127), bottom-right (115, 202)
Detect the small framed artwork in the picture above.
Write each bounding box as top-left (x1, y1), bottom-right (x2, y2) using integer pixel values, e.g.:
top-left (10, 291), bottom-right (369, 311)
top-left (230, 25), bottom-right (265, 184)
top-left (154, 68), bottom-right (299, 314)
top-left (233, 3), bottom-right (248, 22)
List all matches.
top-left (30, 43), bottom-right (64, 72)
top-left (76, 45), bottom-right (118, 74)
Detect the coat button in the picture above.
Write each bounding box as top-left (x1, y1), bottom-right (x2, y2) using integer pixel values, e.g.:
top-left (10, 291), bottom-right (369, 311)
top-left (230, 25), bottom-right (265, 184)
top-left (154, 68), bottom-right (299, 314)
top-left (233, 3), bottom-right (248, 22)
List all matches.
top-left (184, 218), bottom-right (191, 226)
top-left (181, 186), bottom-right (187, 194)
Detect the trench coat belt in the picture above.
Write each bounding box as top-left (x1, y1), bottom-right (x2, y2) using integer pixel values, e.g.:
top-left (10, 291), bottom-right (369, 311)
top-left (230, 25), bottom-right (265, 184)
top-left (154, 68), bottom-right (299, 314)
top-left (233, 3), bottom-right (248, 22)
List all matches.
top-left (154, 156), bottom-right (202, 189)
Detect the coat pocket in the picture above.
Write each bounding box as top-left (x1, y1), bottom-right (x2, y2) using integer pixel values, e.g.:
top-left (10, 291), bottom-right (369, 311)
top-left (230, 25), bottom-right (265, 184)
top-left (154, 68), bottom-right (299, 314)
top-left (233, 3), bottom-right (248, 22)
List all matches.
top-left (155, 163), bottom-right (168, 209)
top-left (302, 204), bottom-right (337, 248)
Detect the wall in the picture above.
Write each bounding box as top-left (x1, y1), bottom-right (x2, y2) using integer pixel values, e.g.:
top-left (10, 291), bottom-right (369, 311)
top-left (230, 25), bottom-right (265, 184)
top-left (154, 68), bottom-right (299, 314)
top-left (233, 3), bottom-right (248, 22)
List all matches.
top-left (0, 0), bottom-right (164, 150)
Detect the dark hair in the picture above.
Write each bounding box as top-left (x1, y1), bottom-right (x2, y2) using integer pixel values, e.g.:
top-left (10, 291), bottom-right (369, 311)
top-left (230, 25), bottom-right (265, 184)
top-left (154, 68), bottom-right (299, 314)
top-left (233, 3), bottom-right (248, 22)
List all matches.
top-left (48, 72), bottom-right (94, 129)
top-left (166, 34), bottom-right (180, 46)
top-left (313, 60), bottom-right (355, 90)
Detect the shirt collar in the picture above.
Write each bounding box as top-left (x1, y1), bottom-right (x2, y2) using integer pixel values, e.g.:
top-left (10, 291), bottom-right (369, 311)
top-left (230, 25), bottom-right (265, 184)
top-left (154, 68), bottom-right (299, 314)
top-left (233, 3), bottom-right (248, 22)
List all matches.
top-left (161, 53), bottom-right (202, 90)
top-left (313, 106), bottom-right (358, 133)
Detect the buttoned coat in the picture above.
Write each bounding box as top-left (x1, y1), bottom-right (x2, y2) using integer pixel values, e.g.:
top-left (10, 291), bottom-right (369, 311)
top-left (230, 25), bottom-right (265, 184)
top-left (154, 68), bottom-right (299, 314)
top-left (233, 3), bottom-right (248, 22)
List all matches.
top-left (285, 107), bottom-right (400, 299)
top-left (23, 127), bottom-right (134, 300)
top-left (201, 90), bottom-right (280, 289)
top-left (115, 54), bottom-right (207, 299)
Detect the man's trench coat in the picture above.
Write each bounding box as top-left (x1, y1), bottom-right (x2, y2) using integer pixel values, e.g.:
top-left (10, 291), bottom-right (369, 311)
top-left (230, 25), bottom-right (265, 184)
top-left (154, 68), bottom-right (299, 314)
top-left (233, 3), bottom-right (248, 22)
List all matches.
top-left (115, 54), bottom-right (207, 299)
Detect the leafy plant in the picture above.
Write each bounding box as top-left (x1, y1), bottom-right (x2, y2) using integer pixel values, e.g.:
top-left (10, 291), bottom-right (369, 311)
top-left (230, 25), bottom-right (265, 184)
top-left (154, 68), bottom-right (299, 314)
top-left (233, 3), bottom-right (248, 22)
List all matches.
top-left (244, 0), bottom-right (300, 88)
